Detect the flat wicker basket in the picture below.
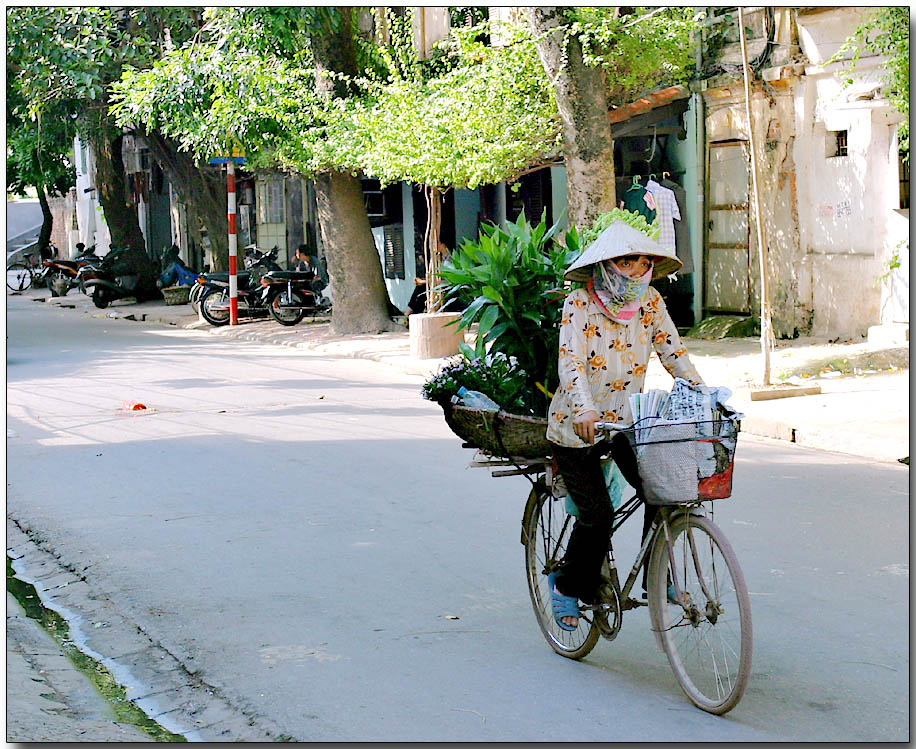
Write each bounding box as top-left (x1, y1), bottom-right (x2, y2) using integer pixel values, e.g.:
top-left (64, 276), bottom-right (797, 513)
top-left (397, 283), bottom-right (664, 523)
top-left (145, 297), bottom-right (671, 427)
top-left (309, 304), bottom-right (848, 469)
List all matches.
top-left (162, 285), bottom-right (191, 305)
top-left (442, 403), bottom-right (551, 459)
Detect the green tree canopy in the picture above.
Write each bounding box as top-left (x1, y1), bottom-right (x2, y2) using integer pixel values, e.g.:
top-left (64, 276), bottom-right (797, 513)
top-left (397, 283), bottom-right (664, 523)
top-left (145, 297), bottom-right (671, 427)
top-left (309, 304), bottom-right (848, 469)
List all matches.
top-left (8, 7), bottom-right (204, 252)
top-left (834, 6), bottom-right (909, 154)
top-left (111, 8), bottom-right (695, 191)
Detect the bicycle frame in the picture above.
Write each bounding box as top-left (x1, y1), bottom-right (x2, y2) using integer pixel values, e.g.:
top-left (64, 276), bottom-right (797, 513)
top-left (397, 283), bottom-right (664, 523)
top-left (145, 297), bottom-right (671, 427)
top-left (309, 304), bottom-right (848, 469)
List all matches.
top-left (478, 450), bottom-right (715, 621)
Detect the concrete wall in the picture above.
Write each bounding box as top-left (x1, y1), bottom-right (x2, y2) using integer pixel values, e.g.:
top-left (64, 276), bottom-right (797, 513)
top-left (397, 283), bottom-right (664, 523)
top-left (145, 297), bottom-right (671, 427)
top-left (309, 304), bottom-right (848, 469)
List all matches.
top-left (698, 7), bottom-right (909, 338)
top-left (794, 8), bottom-right (908, 335)
top-left (73, 135), bottom-right (111, 256)
top-left (550, 167), bottom-right (568, 234)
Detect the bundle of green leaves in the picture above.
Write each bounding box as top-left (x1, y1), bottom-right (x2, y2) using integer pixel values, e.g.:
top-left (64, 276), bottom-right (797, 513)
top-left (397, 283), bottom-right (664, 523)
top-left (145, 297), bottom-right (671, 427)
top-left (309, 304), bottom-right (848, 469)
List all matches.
top-left (421, 351), bottom-right (529, 412)
top-left (436, 212), bottom-right (581, 414)
top-left (577, 207), bottom-right (660, 248)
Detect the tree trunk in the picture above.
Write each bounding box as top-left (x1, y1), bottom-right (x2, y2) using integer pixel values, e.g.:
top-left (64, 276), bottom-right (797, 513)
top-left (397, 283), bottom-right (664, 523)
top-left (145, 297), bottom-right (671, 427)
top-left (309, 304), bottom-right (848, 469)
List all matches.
top-left (309, 7), bottom-right (399, 333)
top-left (142, 131), bottom-right (229, 270)
top-left (92, 127), bottom-right (147, 253)
top-left (314, 171), bottom-right (400, 334)
top-left (35, 184), bottom-right (53, 251)
top-left (527, 7), bottom-right (617, 232)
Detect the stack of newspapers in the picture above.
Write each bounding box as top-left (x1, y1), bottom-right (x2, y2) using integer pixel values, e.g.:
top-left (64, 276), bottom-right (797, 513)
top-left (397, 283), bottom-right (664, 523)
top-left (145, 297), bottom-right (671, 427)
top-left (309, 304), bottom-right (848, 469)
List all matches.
top-left (629, 379), bottom-right (737, 502)
top-left (629, 378), bottom-right (733, 446)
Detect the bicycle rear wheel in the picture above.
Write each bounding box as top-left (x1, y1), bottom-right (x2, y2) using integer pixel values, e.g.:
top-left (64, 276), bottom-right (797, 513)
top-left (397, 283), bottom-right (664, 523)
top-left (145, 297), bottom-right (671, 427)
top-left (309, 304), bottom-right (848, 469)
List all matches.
top-left (522, 487), bottom-right (600, 659)
top-left (647, 511), bottom-right (752, 714)
top-left (7, 264), bottom-right (33, 292)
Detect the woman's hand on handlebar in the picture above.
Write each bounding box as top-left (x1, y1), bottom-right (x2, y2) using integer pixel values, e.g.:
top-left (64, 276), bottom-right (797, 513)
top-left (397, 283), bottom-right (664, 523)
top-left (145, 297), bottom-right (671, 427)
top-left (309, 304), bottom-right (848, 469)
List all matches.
top-left (573, 410), bottom-right (601, 445)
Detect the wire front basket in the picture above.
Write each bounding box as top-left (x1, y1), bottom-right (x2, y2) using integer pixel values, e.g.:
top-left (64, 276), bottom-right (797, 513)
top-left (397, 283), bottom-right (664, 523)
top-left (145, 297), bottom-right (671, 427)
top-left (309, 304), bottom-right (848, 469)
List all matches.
top-left (613, 415), bottom-right (741, 505)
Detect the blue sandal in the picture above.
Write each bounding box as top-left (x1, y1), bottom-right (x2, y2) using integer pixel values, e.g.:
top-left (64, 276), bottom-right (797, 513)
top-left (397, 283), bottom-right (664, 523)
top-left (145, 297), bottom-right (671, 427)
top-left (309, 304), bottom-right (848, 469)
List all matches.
top-left (548, 573), bottom-right (579, 631)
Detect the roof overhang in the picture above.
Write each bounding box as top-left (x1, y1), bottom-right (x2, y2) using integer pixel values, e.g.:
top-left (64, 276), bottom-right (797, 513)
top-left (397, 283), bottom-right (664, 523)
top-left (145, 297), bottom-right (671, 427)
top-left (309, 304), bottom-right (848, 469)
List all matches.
top-left (608, 85), bottom-right (691, 139)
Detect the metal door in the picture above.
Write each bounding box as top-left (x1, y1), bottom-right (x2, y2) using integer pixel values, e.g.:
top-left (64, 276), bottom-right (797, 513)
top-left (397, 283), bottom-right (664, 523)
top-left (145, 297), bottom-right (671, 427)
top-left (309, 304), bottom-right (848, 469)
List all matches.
top-left (705, 141), bottom-right (751, 314)
top-left (285, 178), bottom-right (304, 265)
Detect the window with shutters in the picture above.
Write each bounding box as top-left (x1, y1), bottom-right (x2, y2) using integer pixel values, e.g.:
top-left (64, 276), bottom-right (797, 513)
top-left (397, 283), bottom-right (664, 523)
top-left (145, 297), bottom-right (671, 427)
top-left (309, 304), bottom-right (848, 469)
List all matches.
top-left (383, 223), bottom-right (405, 279)
top-left (899, 150), bottom-right (909, 210)
top-left (506, 168), bottom-right (552, 224)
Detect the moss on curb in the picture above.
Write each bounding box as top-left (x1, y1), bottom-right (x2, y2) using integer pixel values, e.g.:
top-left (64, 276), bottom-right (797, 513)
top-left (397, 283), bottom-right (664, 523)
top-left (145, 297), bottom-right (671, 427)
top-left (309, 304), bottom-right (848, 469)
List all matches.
top-left (7, 557), bottom-right (186, 742)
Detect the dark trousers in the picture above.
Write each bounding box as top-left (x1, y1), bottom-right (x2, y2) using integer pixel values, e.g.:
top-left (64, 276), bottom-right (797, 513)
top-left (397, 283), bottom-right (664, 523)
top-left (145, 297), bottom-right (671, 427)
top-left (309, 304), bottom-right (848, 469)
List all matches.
top-left (551, 435), bottom-right (658, 603)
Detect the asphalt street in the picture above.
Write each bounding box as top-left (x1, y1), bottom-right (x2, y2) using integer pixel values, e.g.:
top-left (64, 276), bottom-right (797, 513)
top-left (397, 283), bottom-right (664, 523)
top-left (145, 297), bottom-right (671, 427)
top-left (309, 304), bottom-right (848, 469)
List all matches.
top-left (6, 198), bottom-right (43, 242)
top-left (6, 294), bottom-right (909, 741)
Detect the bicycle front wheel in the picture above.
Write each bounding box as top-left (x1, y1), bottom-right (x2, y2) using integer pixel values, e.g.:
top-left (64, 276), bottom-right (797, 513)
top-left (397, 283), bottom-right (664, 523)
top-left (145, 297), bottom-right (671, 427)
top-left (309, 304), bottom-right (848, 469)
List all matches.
top-left (522, 487), bottom-right (600, 660)
top-left (7, 264), bottom-right (33, 292)
top-left (647, 511), bottom-right (752, 714)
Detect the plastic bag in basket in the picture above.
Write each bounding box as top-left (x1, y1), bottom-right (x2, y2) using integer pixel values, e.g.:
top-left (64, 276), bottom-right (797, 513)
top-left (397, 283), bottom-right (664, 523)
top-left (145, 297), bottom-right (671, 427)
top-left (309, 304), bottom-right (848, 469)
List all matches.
top-left (637, 421), bottom-right (699, 504)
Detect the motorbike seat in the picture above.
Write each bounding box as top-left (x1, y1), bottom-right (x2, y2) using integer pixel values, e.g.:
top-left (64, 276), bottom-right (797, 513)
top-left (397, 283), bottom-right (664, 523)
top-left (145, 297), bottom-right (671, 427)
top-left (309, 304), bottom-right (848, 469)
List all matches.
top-left (46, 260), bottom-right (82, 271)
top-left (201, 271), bottom-right (253, 282)
top-left (264, 270), bottom-right (315, 281)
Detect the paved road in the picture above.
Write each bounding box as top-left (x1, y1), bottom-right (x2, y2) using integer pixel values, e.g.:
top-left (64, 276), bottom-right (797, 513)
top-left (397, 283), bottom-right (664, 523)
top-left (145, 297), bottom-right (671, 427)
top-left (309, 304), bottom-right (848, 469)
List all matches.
top-left (6, 294), bottom-right (909, 741)
top-left (7, 198), bottom-right (43, 242)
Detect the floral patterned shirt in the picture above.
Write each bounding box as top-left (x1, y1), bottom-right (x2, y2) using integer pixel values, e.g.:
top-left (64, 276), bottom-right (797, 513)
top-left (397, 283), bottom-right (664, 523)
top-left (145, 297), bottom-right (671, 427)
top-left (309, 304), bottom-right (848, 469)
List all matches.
top-left (546, 286), bottom-right (704, 448)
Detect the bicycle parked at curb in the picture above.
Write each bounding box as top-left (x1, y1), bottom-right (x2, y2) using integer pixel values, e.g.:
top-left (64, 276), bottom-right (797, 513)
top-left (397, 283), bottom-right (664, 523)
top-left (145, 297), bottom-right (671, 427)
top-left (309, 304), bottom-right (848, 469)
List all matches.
top-left (6, 246), bottom-right (56, 293)
top-left (473, 409), bottom-right (752, 715)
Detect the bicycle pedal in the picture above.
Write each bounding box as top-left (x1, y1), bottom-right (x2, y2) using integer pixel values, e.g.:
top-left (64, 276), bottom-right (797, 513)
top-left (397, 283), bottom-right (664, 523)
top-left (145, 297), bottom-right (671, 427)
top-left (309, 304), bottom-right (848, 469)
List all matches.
top-left (622, 597), bottom-right (647, 611)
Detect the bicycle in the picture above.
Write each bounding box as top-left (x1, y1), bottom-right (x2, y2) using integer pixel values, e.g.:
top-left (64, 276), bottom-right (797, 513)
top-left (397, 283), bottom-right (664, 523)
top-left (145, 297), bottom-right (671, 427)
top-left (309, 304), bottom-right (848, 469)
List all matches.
top-left (6, 245), bottom-right (57, 293)
top-left (480, 409), bottom-right (752, 715)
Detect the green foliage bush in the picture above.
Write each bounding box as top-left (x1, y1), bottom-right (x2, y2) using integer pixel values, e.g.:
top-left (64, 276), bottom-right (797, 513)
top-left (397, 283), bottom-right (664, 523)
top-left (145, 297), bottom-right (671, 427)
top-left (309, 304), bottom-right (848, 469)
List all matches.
top-left (435, 212), bottom-right (581, 415)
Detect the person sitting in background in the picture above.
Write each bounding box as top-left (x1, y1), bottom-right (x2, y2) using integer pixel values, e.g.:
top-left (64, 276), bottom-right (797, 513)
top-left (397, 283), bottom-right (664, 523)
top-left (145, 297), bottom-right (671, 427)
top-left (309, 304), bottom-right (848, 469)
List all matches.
top-left (405, 277), bottom-right (427, 316)
top-left (405, 275), bottom-right (467, 316)
top-left (293, 245), bottom-right (313, 273)
top-left (294, 245), bottom-right (328, 294)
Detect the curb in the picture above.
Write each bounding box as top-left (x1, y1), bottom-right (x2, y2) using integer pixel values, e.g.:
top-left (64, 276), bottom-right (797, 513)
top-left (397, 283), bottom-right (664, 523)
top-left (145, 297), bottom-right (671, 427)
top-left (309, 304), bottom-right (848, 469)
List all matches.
top-left (6, 520), bottom-right (293, 743)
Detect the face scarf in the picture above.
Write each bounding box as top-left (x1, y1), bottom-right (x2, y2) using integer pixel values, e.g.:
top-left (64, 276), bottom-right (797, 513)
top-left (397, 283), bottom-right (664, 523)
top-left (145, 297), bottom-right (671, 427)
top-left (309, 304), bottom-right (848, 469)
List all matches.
top-left (586, 259), bottom-right (652, 323)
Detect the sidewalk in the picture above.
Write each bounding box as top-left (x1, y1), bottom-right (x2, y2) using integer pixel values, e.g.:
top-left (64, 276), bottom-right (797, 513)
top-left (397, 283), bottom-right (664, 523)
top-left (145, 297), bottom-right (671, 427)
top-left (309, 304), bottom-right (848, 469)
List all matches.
top-left (6, 591), bottom-right (152, 742)
top-left (27, 288), bottom-right (911, 464)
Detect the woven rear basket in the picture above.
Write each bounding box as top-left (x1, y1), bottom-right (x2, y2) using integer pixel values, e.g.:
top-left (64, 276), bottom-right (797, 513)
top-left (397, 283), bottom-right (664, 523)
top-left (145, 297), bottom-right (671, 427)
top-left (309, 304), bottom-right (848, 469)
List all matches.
top-left (162, 285), bottom-right (191, 305)
top-left (442, 403), bottom-right (551, 459)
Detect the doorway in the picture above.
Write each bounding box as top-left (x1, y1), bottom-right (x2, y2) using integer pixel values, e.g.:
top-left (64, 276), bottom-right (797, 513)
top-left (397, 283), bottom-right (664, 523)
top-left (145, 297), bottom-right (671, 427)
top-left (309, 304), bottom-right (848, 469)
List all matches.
top-left (704, 140), bottom-right (751, 314)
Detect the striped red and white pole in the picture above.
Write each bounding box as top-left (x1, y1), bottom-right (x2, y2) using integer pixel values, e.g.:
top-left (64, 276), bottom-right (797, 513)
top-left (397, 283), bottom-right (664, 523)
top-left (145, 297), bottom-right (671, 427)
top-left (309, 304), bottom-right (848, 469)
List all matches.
top-left (227, 160), bottom-right (238, 325)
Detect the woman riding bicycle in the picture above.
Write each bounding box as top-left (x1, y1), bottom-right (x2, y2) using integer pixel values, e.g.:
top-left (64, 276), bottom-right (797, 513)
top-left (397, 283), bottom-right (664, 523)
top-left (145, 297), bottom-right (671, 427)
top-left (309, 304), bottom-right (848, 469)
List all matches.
top-left (545, 220), bottom-right (704, 630)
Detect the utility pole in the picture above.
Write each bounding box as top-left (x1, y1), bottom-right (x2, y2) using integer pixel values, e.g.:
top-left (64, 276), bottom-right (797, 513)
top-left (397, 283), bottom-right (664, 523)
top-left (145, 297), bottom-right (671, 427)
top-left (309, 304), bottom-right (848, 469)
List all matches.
top-left (227, 160), bottom-right (238, 325)
top-left (738, 8), bottom-right (772, 385)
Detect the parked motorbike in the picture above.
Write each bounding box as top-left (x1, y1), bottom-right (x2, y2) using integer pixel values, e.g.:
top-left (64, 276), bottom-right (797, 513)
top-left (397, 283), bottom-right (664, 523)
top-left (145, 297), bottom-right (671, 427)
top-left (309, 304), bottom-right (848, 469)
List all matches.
top-left (189, 245), bottom-right (278, 313)
top-left (195, 246), bottom-right (282, 325)
top-left (81, 245), bottom-right (160, 309)
top-left (196, 247), bottom-right (330, 326)
top-left (259, 268), bottom-right (331, 326)
top-left (44, 247), bottom-right (102, 297)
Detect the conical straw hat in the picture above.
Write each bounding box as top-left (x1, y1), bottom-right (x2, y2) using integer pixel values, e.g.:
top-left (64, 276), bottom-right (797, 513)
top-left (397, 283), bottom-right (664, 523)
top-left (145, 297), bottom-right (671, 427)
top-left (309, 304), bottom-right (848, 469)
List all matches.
top-left (564, 220), bottom-right (682, 282)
